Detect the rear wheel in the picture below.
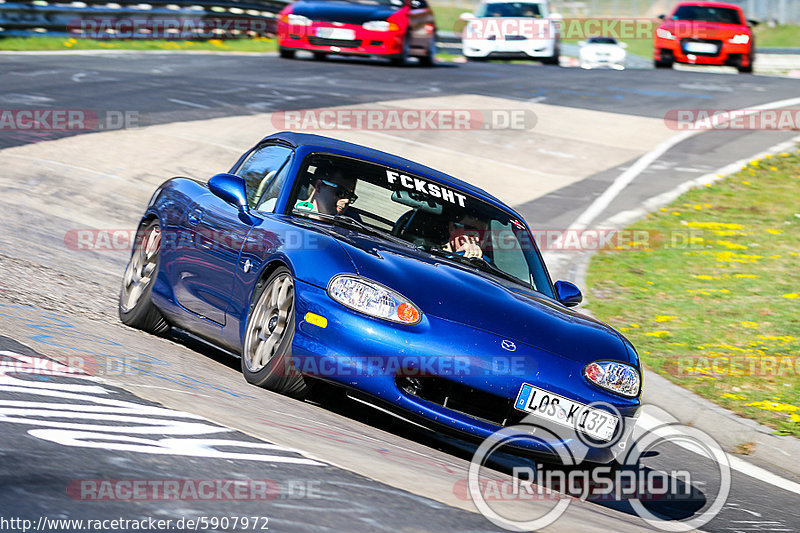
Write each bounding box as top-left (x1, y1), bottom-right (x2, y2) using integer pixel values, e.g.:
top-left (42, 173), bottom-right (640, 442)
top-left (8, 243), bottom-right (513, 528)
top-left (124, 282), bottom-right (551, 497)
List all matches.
top-left (119, 219), bottom-right (170, 335)
top-left (241, 267), bottom-right (308, 398)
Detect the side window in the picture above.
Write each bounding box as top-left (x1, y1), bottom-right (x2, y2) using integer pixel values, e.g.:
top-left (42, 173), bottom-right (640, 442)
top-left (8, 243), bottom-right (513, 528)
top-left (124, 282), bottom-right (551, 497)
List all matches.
top-left (236, 145), bottom-right (293, 210)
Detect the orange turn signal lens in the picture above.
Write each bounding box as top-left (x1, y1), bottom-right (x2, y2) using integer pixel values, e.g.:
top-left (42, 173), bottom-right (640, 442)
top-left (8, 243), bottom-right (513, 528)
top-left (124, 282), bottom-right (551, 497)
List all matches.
top-left (397, 303), bottom-right (420, 323)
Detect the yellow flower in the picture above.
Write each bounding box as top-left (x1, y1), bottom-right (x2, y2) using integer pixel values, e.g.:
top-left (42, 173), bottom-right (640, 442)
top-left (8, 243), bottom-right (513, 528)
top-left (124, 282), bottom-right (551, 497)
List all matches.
top-left (630, 323), bottom-right (640, 328)
top-left (716, 240), bottom-right (748, 250)
top-left (644, 330), bottom-right (670, 338)
top-left (742, 180), bottom-right (751, 185)
top-left (769, 166), bottom-right (777, 171)
top-left (722, 393), bottom-right (746, 400)
top-left (655, 315), bottom-right (677, 323)
top-left (734, 274), bottom-right (758, 278)
top-left (692, 274), bottom-right (715, 280)
top-left (783, 293), bottom-right (800, 299)
top-left (687, 222), bottom-right (743, 230)
top-left (745, 401), bottom-right (798, 412)
top-left (739, 321), bottom-right (759, 329)
top-left (765, 229), bottom-right (783, 234)
top-left (791, 413), bottom-right (800, 423)
top-left (672, 211), bottom-right (681, 216)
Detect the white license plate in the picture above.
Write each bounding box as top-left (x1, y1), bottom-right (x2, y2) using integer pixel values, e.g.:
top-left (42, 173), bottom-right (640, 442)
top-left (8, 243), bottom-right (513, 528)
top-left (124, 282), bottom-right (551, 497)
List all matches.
top-left (684, 42), bottom-right (717, 54)
top-left (514, 383), bottom-right (619, 441)
top-left (316, 27), bottom-right (355, 40)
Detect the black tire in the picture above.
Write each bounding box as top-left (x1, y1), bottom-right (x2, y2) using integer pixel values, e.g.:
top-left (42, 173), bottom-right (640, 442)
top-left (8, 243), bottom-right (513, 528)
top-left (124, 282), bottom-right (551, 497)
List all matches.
top-left (654, 59), bottom-right (673, 69)
top-left (390, 35), bottom-right (410, 66)
top-left (419, 37), bottom-right (436, 67)
top-left (279, 47), bottom-right (296, 59)
top-left (313, 52), bottom-right (327, 61)
top-left (119, 219), bottom-right (170, 335)
top-left (541, 44), bottom-right (559, 65)
top-left (738, 56), bottom-right (754, 73)
top-left (241, 267), bottom-right (308, 398)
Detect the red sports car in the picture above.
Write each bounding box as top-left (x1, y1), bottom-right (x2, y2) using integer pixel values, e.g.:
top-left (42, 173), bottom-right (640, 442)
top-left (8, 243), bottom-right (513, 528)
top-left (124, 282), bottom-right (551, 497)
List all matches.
top-left (654, 1), bottom-right (756, 73)
top-left (277, 0), bottom-right (437, 66)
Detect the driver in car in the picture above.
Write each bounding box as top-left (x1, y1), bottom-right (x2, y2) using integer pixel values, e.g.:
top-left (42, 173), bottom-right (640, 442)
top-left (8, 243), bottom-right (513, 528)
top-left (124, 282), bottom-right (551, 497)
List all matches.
top-left (443, 213), bottom-right (487, 259)
top-left (295, 163), bottom-right (358, 216)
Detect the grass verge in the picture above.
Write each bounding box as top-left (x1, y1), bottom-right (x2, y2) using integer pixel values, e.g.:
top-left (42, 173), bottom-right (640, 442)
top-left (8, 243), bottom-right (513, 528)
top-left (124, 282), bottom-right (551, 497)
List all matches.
top-left (0, 36), bottom-right (277, 52)
top-left (586, 148), bottom-right (800, 437)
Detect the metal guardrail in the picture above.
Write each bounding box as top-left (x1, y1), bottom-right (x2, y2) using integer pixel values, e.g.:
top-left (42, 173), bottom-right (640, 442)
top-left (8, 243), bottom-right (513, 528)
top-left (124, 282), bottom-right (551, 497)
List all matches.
top-left (0, 0), bottom-right (291, 38)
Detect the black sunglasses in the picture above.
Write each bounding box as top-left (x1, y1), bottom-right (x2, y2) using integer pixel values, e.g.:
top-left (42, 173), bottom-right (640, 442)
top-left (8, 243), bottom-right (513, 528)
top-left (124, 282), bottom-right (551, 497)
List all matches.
top-left (321, 179), bottom-right (358, 203)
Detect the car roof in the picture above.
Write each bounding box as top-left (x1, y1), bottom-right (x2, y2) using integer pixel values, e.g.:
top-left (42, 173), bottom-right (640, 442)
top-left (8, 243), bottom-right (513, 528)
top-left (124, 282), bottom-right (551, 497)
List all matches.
top-left (673, 1), bottom-right (744, 9)
top-left (262, 131), bottom-right (515, 213)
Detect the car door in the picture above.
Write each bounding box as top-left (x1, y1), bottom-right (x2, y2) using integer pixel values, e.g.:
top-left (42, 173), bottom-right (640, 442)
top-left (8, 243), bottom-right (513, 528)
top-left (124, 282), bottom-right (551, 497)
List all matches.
top-left (172, 144), bottom-right (294, 326)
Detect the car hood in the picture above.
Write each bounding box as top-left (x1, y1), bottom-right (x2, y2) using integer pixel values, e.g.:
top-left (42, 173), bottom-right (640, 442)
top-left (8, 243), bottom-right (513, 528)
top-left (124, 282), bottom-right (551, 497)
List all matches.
top-left (661, 20), bottom-right (748, 39)
top-left (327, 229), bottom-right (632, 365)
top-left (291, 0), bottom-right (400, 24)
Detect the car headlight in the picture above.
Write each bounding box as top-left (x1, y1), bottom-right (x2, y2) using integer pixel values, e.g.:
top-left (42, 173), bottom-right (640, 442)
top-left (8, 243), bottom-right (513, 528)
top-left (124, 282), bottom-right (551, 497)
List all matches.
top-left (584, 361), bottom-right (640, 397)
top-left (283, 14), bottom-right (311, 25)
top-left (328, 275), bottom-right (422, 324)
top-left (656, 27), bottom-right (674, 40)
top-left (729, 34), bottom-right (750, 44)
top-left (362, 20), bottom-right (400, 31)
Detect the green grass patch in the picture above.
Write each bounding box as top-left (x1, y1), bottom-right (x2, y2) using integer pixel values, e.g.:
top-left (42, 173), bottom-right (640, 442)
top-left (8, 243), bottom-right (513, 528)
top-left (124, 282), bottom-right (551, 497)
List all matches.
top-left (754, 24), bottom-right (800, 48)
top-left (586, 149), bottom-right (800, 437)
top-left (0, 36), bottom-right (277, 52)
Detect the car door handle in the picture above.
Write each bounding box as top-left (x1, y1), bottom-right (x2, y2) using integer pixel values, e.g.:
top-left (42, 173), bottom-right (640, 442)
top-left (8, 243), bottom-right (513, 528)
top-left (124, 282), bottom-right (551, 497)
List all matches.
top-left (187, 209), bottom-right (203, 226)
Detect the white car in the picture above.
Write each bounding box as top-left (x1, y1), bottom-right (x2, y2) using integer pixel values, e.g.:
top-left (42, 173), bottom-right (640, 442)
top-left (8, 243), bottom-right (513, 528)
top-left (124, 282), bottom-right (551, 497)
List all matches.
top-left (578, 36), bottom-right (627, 70)
top-left (460, 1), bottom-right (561, 63)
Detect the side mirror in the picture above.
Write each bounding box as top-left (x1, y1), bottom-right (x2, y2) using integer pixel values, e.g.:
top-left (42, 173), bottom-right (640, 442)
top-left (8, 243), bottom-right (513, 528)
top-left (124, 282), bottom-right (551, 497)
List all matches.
top-left (748, 18), bottom-right (759, 26)
top-left (460, 12), bottom-right (475, 21)
top-left (657, 14), bottom-right (665, 20)
top-left (209, 173), bottom-right (248, 211)
top-left (554, 280), bottom-right (582, 307)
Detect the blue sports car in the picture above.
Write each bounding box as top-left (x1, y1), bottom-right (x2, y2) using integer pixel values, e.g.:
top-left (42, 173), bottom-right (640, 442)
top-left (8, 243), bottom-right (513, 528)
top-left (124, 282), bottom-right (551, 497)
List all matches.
top-left (120, 132), bottom-right (641, 464)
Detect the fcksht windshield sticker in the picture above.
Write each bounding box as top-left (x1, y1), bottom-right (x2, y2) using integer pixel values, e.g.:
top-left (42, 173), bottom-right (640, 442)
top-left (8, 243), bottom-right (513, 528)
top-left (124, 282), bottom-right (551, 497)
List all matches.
top-left (386, 170), bottom-right (467, 207)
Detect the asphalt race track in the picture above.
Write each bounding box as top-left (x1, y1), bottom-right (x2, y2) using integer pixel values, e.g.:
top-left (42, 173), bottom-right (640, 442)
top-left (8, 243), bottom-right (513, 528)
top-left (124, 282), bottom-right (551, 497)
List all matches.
top-left (1, 52), bottom-right (799, 533)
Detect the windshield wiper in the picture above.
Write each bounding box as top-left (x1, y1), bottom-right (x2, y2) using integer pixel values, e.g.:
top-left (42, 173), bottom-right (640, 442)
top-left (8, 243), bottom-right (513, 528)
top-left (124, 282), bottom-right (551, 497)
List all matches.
top-left (292, 210), bottom-right (417, 248)
top-left (422, 245), bottom-right (532, 288)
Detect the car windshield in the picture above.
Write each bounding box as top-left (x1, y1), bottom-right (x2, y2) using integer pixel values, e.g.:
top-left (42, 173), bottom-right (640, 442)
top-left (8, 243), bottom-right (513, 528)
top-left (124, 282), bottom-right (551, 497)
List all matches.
top-left (476, 2), bottom-right (544, 18)
top-left (318, 0), bottom-right (404, 5)
top-left (588, 37), bottom-right (618, 44)
top-left (672, 5), bottom-right (742, 24)
top-left (288, 153), bottom-right (554, 296)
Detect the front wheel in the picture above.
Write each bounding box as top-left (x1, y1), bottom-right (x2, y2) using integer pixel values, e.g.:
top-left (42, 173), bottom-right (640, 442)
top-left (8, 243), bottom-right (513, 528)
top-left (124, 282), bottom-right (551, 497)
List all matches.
top-left (541, 44), bottom-right (559, 65)
top-left (390, 35), bottom-right (410, 66)
top-left (279, 47), bottom-right (296, 59)
top-left (119, 219), bottom-right (170, 335)
top-left (419, 38), bottom-right (436, 67)
top-left (241, 267), bottom-right (308, 398)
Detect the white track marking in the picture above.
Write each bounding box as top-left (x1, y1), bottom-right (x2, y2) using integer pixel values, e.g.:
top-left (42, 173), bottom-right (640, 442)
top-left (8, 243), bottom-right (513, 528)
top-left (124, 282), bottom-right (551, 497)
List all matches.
top-left (569, 95), bottom-right (800, 231)
top-left (638, 413), bottom-right (800, 496)
top-left (167, 98), bottom-right (210, 109)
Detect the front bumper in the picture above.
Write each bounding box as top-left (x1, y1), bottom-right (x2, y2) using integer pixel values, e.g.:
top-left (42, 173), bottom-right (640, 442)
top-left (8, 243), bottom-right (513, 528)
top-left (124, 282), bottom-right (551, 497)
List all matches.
top-left (655, 38), bottom-right (752, 66)
top-left (278, 23), bottom-right (404, 56)
top-left (462, 38), bottom-right (556, 59)
top-left (291, 279), bottom-right (641, 464)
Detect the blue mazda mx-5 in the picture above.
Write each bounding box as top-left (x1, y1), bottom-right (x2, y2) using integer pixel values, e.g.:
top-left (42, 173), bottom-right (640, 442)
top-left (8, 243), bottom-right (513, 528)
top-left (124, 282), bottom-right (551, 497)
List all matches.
top-left (120, 132), bottom-right (642, 464)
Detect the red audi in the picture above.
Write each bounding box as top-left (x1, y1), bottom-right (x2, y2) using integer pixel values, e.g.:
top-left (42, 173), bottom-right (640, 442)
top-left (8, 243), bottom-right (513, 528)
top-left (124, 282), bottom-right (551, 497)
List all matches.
top-left (654, 1), bottom-right (757, 73)
top-left (277, 0), bottom-right (437, 66)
